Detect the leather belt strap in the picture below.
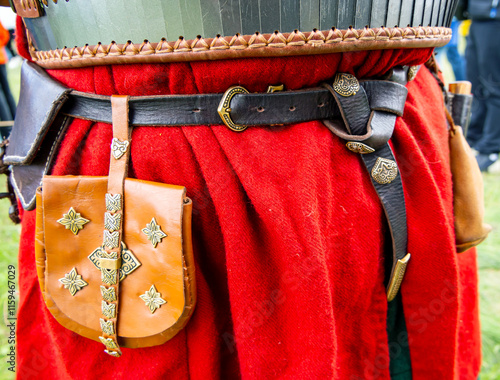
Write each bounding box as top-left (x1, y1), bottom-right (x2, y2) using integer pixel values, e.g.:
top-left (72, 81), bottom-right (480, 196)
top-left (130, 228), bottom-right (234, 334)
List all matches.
top-left (62, 88), bottom-right (340, 127)
top-left (63, 84), bottom-right (408, 128)
top-left (323, 69), bottom-right (411, 301)
top-left (62, 81), bottom-right (407, 129)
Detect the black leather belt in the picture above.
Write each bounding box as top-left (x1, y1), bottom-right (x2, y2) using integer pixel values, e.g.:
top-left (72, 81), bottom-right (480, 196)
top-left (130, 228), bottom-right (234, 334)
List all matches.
top-left (5, 61), bottom-right (412, 301)
top-left (63, 87), bottom-right (340, 130)
top-left (63, 78), bottom-right (408, 132)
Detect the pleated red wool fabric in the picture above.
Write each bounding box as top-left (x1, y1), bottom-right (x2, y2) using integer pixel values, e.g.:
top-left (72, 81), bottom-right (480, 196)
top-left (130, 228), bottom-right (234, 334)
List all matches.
top-left (14, 42), bottom-right (481, 379)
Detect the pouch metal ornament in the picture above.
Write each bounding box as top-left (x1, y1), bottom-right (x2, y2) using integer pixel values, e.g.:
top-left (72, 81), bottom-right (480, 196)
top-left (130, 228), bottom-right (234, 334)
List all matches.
top-left (35, 175), bottom-right (196, 348)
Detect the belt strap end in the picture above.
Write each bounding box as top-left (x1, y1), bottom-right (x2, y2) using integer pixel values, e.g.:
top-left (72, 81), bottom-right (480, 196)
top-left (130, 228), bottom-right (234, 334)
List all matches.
top-left (386, 253), bottom-right (411, 302)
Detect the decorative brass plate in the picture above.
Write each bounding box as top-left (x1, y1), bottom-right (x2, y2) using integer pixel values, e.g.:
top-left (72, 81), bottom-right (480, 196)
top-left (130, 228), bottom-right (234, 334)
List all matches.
top-left (103, 230), bottom-right (120, 248)
top-left (99, 336), bottom-right (119, 350)
top-left (100, 318), bottom-right (115, 335)
top-left (371, 157), bottom-right (398, 184)
top-left (101, 268), bottom-right (118, 286)
top-left (346, 142), bottom-right (375, 154)
top-left (58, 267), bottom-right (88, 296)
top-left (100, 286), bottom-right (117, 302)
top-left (111, 138), bottom-right (129, 160)
top-left (101, 301), bottom-right (116, 319)
top-left (105, 193), bottom-right (122, 212)
top-left (407, 66), bottom-right (419, 82)
top-left (141, 217), bottom-right (167, 248)
top-left (104, 350), bottom-right (121, 357)
top-left (139, 285), bottom-right (167, 314)
top-left (332, 73), bottom-right (360, 97)
top-left (57, 207), bottom-right (89, 235)
top-left (104, 212), bottom-right (122, 232)
top-left (88, 242), bottom-right (141, 282)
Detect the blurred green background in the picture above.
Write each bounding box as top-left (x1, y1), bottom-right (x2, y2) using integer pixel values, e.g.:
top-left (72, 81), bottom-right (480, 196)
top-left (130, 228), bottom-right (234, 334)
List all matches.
top-left (0, 51), bottom-right (498, 380)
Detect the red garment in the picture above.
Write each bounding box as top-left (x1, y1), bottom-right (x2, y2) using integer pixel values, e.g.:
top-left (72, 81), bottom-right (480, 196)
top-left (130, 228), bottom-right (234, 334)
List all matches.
top-left (15, 39), bottom-right (480, 379)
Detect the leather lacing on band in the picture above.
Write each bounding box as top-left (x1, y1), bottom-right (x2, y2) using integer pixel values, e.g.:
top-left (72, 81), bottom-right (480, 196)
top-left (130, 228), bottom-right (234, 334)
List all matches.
top-left (27, 26), bottom-right (451, 69)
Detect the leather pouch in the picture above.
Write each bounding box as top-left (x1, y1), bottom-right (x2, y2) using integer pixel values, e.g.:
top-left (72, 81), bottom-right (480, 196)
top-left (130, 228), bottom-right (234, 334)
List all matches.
top-left (445, 80), bottom-right (492, 252)
top-left (449, 125), bottom-right (492, 253)
top-left (34, 96), bottom-right (196, 354)
top-left (35, 177), bottom-right (195, 348)
top-left (430, 70), bottom-right (492, 253)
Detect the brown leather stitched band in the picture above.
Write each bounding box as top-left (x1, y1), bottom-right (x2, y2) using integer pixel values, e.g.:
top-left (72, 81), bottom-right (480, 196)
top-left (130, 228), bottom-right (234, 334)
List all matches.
top-left (28, 27), bottom-right (452, 69)
top-left (98, 95), bottom-right (130, 357)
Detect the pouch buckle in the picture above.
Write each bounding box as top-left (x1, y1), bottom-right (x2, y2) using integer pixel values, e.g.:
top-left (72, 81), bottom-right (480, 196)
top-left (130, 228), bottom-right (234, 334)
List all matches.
top-left (217, 86), bottom-right (250, 132)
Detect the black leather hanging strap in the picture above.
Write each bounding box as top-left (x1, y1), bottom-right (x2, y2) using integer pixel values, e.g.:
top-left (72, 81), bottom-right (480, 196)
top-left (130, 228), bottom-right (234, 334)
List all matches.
top-left (322, 70), bottom-right (411, 301)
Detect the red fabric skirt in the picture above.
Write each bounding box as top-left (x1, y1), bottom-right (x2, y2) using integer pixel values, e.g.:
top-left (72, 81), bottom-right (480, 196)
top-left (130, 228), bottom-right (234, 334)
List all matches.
top-left (15, 44), bottom-right (481, 379)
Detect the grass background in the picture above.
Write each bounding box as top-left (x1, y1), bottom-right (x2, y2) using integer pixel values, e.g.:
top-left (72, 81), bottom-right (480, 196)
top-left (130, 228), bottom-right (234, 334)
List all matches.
top-left (477, 174), bottom-right (500, 378)
top-left (0, 59), bottom-right (498, 379)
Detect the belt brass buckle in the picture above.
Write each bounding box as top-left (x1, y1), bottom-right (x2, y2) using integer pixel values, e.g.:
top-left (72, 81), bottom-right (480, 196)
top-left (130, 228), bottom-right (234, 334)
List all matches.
top-left (217, 86), bottom-right (249, 132)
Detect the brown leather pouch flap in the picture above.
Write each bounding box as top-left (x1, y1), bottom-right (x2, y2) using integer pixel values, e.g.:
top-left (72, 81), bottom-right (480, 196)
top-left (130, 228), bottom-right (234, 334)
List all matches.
top-left (4, 61), bottom-right (70, 165)
top-left (37, 175), bottom-right (195, 348)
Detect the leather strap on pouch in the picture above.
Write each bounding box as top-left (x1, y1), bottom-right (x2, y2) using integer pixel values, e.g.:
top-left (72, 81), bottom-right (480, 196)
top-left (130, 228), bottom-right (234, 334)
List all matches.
top-left (97, 96), bottom-right (131, 357)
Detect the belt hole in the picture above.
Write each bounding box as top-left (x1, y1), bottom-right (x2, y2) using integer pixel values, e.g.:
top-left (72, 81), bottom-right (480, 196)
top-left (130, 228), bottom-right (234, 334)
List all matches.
top-left (257, 106), bottom-right (265, 112)
top-left (289, 106), bottom-right (296, 112)
top-left (193, 108), bottom-right (201, 113)
top-left (318, 102), bottom-right (325, 108)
